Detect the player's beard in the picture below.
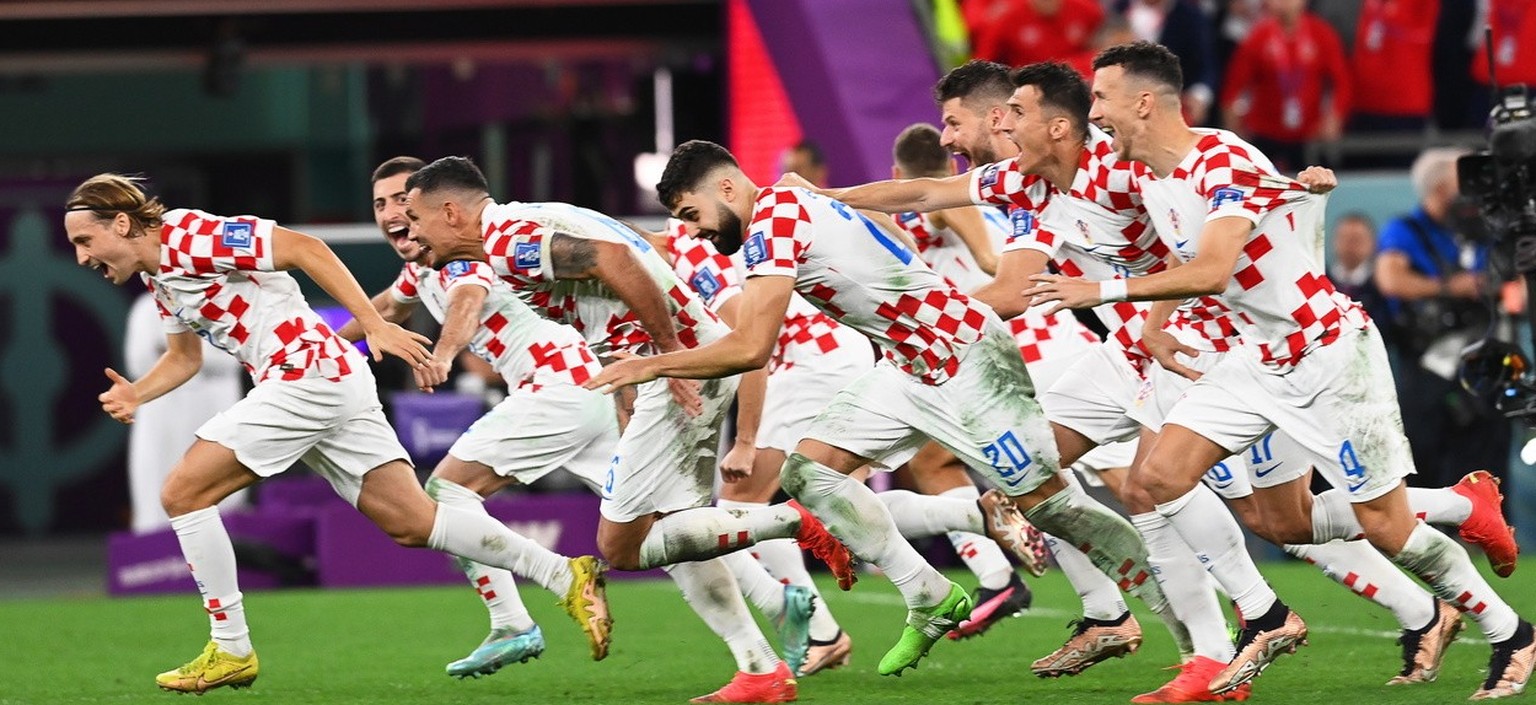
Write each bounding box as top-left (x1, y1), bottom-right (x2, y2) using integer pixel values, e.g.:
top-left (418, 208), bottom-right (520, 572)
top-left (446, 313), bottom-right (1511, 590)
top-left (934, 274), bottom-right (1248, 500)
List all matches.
top-left (706, 202), bottom-right (745, 255)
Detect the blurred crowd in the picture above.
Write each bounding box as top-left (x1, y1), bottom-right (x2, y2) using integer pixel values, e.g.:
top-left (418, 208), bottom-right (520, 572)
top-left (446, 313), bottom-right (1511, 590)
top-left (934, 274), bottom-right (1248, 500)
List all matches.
top-left (961, 0), bottom-right (1529, 170)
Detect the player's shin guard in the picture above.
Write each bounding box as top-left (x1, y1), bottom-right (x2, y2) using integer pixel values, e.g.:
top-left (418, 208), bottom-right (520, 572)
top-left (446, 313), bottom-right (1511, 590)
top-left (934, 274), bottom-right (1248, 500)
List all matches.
top-left (1025, 483), bottom-right (1168, 615)
top-left (170, 506), bottom-right (252, 658)
top-left (1391, 523), bottom-right (1521, 643)
top-left (1132, 511), bottom-right (1232, 662)
top-left (780, 453), bottom-right (953, 608)
top-left (1157, 485), bottom-right (1278, 620)
top-left (426, 502), bottom-right (574, 596)
top-left (666, 558), bottom-right (782, 674)
top-left (426, 477), bottom-right (536, 632)
top-left (1285, 539), bottom-right (1435, 631)
top-left (636, 505), bottom-right (802, 569)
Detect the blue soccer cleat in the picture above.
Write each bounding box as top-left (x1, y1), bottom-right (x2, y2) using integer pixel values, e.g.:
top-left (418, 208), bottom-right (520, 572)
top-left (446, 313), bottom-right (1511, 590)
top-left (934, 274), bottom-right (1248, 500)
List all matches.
top-left (446, 624), bottom-right (546, 678)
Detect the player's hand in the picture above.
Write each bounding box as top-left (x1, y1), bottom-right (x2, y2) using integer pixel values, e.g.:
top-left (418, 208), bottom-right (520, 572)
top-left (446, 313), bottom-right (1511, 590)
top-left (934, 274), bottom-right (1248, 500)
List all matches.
top-left (667, 379), bottom-right (703, 417)
top-left (1296, 166), bottom-right (1337, 194)
top-left (412, 357), bottom-right (452, 392)
top-left (1023, 273), bottom-right (1102, 315)
top-left (99, 368), bottom-right (140, 424)
top-left (719, 439), bottom-right (756, 483)
top-left (586, 353), bottom-right (659, 395)
top-left (1141, 328), bottom-right (1202, 381)
top-left (365, 322), bottom-right (433, 367)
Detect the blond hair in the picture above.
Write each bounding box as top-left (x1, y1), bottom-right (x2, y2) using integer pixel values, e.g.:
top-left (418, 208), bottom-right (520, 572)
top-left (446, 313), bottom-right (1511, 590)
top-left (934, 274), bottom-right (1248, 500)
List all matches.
top-left (66, 173), bottom-right (166, 237)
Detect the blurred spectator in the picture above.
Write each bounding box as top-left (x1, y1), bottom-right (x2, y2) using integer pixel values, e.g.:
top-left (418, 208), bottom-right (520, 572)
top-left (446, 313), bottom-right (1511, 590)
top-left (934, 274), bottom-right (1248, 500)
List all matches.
top-left (1215, 0), bottom-right (1265, 66)
top-left (1350, 0), bottom-right (1439, 133)
top-left (1374, 147), bottom-right (1510, 488)
top-left (1433, 0), bottom-right (1483, 129)
top-left (124, 292), bottom-right (247, 533)
top-left (1114, 0), bottom-right (1219, 124)
top-left (1473, 0), bottom-right (1536, 91)
top-left (1220, 0), bottom-right (1351, 172)
top-left (1327, 212), bottom-right (1393, 327)
top-left (1314, 0), bottom-right (1365, 53)
top-left (1066, 15), bottom-right (1138, 77)
top-left (778, 139), bottom-right (829, 188)
top-left (970, 0), bottom-right (1104, 69)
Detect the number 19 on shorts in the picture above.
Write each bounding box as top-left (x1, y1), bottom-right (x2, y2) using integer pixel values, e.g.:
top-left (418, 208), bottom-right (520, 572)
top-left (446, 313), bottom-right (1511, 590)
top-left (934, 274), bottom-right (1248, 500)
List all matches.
top-left (984, 431), bottom-right (1032, 487)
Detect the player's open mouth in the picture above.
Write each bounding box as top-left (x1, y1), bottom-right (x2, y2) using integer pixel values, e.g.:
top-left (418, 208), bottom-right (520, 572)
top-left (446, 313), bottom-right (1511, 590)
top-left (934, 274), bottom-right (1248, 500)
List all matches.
top-left (386, 224), bottom-right (409, 242)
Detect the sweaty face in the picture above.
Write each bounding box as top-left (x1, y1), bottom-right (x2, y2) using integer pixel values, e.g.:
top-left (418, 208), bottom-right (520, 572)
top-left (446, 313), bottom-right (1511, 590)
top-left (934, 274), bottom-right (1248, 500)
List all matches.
top-left (373, 172), bottom-right (422, 263)
top-left (64, 210), bottom-right (144, 285)
top-left (1089, 65), bottom-right (1138, 160)
top-left (673, 193), bottom-right (745, 255)
top-left (939, 98), bottom-right (999, 168)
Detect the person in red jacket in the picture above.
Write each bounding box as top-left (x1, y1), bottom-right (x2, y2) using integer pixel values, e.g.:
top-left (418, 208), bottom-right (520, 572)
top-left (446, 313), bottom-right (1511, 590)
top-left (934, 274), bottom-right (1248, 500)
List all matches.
top-left (970, 0), bottom-right (1103, 69)
top-left (1220, 0), bottom-right (1350, 172)
top-left (1351, 0), bottom-right (1438, 133)
top-left (1473, 0), bottom-right (1536, 92)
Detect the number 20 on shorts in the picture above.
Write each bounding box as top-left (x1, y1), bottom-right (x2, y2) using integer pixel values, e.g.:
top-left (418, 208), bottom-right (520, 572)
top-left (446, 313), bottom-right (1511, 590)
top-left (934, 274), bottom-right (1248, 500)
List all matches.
top-left (984, 431), bottom-right (1032, 486)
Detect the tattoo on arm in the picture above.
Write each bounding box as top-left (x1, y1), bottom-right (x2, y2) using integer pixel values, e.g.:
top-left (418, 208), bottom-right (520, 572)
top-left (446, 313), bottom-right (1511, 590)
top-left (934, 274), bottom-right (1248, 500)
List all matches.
top-left (549, 231), bottom-right (598, 279)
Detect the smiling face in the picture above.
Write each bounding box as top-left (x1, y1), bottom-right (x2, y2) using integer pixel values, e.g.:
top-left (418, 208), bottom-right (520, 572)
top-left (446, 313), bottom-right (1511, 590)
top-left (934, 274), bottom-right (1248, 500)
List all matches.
top-left (939, 96), bottom-right (1002, 167)
top-left (671, 190), bottom-right (746, 255)
top-left (373, 172), bottom-right (422, 264)
top-left (403, 187), bottom-right (491, 269)
top-left (64, 210), bottom-right (152, 285)
top-left (1089, 64), bottom-right (1144, 161)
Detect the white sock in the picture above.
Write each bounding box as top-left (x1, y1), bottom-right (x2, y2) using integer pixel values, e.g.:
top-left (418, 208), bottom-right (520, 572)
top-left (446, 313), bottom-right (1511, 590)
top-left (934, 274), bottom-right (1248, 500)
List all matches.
top-left (1406, 487), bottom-right (1473, 526)
top-left (717, 499), bottom-right (843, 642)
top-left (636, 505), bottom-right (801, 569)
top-left (1392, 522), bottom-right (1520, 643)
top-left (721, 549), bottom-right (786, 622)
top-left (426, 478), bottom-right (536, 632)
top-left (782, 453), bottom-right (953, 609)
top-left (1025, 482), bottom-right (1168, 615)
top-left (1132, 510), bottom-right (1233, 661)
top-left (169, 506), bottom-right (252, 658)
top-left (1156, 484), bottom-right (1277, 620)
top-left (940, 486), bottom-right (1013, 591)
top-left (426, 502), bottom-right (573, 596)
top-left (665, 558), bottom-right (781, 674)
top-left (1043, 532), bottom-right (1128, 620)
top-left (1311, 489), bottom-right (1366, 542)
top-left (1285, 539), bottom-right (1435, 631)
top-left (877, 489), bottom-right (983, 537)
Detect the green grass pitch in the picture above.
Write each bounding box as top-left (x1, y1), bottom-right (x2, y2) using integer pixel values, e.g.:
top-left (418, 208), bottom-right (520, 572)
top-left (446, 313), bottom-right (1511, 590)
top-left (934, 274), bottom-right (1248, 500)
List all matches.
top-left (1, 561), bottom-right (1529, 704)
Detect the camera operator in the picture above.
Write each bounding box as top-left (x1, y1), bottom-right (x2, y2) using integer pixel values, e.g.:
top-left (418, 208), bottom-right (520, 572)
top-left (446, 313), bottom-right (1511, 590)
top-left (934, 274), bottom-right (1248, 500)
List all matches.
top-left (1375, 146), bottom-right (1511, 489)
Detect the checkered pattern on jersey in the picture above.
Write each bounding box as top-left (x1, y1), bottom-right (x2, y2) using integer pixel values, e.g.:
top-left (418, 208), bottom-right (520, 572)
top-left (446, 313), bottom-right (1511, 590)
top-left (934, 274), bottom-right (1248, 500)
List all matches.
top-left (666, 220), bottom-right (741, 312)
top-left (154, 209), bottom-right (355, 383)
top-left (973, 128), bottom-right (1146, 219)
top-left (895, 211), bottom-right (942, 255)
top-left (1177, 133), bottom-right (1309, 222)
top-left (743, 188), bottom-right (812, 277)
top-left (1168, 296), bottom-right (1241, 353)
top-left (518, 339), bottom-right (602, 391)
top-left (389, 262), bottom-right (423, 303)
top-left (771, 312), bottom-right (845, 373)
top-left (1007, 311), bottom-right (1099, 363)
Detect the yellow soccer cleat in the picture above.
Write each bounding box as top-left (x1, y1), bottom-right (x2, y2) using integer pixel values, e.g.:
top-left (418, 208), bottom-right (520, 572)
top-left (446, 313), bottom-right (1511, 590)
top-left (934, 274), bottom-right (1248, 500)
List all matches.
top-left (155, 641), bottom-right (259, 694)
top-left (559, 555), bottom-right (613, 661)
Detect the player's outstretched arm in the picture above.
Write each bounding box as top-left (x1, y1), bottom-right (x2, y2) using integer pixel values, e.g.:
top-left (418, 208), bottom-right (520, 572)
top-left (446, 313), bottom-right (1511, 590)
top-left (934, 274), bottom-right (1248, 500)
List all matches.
top-left (100, 330), bottom-right (203, 424)
top-left (336, 289), bottom-right (414, 343)
top-left (936, 205), bottom-right (1000, 276)
top-left (584, 276), bottom-right (794, 394)
top-left (1024, 217), bottom-right (1250, 313)
top-left (972, 248), bottom-right (1049, 319)
top-left (271, 226), bottom-right (431, 366)
top-left (825, 173), bottom-right (974, 215)
top-left (413, 282), bottom-right (488, 391)
top-left (551, 232), bottom-right (688, 354)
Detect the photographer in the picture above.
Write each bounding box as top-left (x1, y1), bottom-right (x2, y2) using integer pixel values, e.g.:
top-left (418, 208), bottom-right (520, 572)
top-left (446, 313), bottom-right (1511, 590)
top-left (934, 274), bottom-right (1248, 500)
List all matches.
top-left (1375, 146), bottom-right (1511, 489)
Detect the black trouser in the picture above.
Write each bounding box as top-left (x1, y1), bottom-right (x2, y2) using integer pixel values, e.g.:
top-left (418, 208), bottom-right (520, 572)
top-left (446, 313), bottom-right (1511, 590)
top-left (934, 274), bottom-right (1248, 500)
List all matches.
top-left (1396, 359), bottom-right (1512, 488)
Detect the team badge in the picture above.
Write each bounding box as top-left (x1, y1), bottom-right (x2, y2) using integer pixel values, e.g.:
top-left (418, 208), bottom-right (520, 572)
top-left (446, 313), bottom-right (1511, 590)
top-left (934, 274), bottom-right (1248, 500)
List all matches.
top-left (690, 270), bottom-right (722, 303)
top-left (1211, 186), bottom-right (1246, 207)
top-left (444, 260), bottom-right (472, 278)
top-left (220, 222), bottom-right (253, 249)
top-left (513, 242), bottom-right (541, 270)
top-left (1010, 209), bottom-right (1035, 240)
top-left (742, 233), bottom-right (769, 267)
top-left (979, 163), bottom-right (1000, 189)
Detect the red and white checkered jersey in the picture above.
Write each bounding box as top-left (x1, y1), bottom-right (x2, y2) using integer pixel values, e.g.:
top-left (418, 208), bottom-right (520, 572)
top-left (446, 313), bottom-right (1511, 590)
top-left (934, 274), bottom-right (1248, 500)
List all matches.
top-left (480, 201), bottom-right (726, 357)
top-left (741, 186), bottom-right (991, 385)
top-left (146, 208), bottom-right (362, 384)
top-left (894, 210), bottom-right (993, 292)
top-left (388, 260), bottom-right (600, 389)
top-left (1136, 129), bottom-right (1364, 367)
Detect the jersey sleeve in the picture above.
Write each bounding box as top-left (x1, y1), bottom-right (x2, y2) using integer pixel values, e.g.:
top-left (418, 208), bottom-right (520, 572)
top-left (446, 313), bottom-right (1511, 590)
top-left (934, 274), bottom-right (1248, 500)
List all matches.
top-left (1195, 147), bottom-right (1309, 225)
top-left (159, 208), bottom-right (277, 274)
top-left (999, 204), bottom-right (1063, 258)
top-left (438, 260), bottom-right (497, 294)
top-left (483, 217), bottom-right (555, 284)
top-left (388, 263), bottom-right (421, 304)
top-left (740, 187), bottom-right (811, 279)
top-left (667, 227), bottom-right (742, 312)
top-left (969, 158), bottom-right (1046, 211)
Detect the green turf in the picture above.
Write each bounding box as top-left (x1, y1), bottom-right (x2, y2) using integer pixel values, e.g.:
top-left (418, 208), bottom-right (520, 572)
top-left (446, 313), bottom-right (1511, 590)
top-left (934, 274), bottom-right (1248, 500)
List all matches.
top-left (1, 561), bottom-right (1530, 704)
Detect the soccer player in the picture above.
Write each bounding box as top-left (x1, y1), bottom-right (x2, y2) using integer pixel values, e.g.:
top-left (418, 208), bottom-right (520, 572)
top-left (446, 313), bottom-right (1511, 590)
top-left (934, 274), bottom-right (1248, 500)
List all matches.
top-left (338, 156), bottom-right (619, 677)
top-left (1034, 41), bottom-right (1533, 698)
top-left (588, 139), bottom-right (1168, 678)
top-left (68, 174), bottom-right (609, 695)
top-left (400, 157), bottom-right (858, 703)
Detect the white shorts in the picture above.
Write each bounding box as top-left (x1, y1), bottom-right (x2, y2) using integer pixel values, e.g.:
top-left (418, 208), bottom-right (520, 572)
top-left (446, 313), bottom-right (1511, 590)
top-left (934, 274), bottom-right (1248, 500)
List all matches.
top-left (196, 369), bottom-right (407, 506)
top-left (600, 375), bottom-right (740, 523)
top-left (1165, 325), bottom-right (1412, 503)
top-left (757, 324), bottom-right (874, 453)
top-left (805, 318), bottom-right (1059, 496)
top-left (449, 382), bottom-right (619, 491)
top-left (1040, 343), bottom-right (1146, 446)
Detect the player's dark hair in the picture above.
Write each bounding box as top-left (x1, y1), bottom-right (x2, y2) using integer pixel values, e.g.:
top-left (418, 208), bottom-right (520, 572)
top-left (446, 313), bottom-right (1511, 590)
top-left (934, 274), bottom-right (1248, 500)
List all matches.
top-left (1092, 41), bottom-right (1184, 92)
top-left (893, 124), bottom-right (951, 178)
top-left (66, 173), bottom-right (165, 237)
top-left (934, 59), bottom-right (1014, 109)
top-left (1010, 62), bottom-right (1093, 140)
top-left (405, 156), bottom-right (489, 198)
top-left (371, 156), bottom-right (426, 184)
top-left (656, 139), bottom-right (739, 210)
top-left (1336, 211), bottom-right (1376, 232)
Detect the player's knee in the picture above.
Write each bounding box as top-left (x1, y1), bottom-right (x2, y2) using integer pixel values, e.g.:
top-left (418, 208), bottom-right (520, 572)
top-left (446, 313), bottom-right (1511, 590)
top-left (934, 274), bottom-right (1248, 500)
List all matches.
top-left (1250, 518), bottom-right (1310, 547)
top-left (596, 535), bottom-right (642, 572)
top-left (160, 486), bottom-right (211, 518)
top-left (1129, 458), bottom-right (1189, 505)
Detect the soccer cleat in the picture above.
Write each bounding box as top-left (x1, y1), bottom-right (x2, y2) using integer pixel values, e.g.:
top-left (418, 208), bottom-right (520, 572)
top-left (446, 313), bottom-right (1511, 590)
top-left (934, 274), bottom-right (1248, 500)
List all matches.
top-left (799, 630), bottom-right (853, 677)
top-left (776, 585), bottom-right (814, 676)
top-left (689, 662), bottom-right (798, 703)
top-left (445, 624), bottom-right (546, 678)
top-left (788, 500), bottom-right (857, 591)
top-left (1209, 608), bottom-right (1308, 695)
top-left (1133, 656), bottom-right (1251, 703)
top-left (1387, 599), bottom-right (1463, 685)
top-left (878, 582), bottom-right (973, 676)
top-left (947, 572), bottom-right (1033, 640)
top-left (1450, 470), bottom-right (1519, 577)
top-left (977, 489), bottom-right (1050, 577)
top-left (155, 641), bottom-right (259, 694)
top-left (558, 555), bottom-right (612, 661)
top-left (1471, 621), bottom-right (1535, 700)
top-left (1030, 612), bottom-right (1142, 678)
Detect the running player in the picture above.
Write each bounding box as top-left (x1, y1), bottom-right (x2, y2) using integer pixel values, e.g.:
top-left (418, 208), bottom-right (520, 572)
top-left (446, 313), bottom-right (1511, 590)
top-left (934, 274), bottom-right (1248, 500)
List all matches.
top-left (69, 173), bottom-right (610, 695)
